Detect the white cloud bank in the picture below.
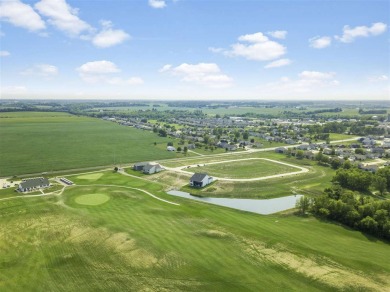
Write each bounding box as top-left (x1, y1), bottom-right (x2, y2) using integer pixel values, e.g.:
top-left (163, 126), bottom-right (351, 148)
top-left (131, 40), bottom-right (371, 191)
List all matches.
top-left (309, 36), bottom-right (332, 49)
top-left (76, 60), bottom-right (143, 85)
top-left (21, 64), bottom-right (58, 77)
top-left (263, 71), bottom-right (339, 95)
top-left (264, 58), bottom-right (291, 69)
top-left (335, 22), bottom-right (387, 43)
top-left (0, 0), bottom-right (46, 32)
top-left (92, 20), bottom-right (130, 48)
top-left (1, 0), bottom-right (130, 48)
top-left (160, 63), bottom-right (233, 88)
top-left (35, 0), bottom-right (93, 37)
top-left (267, 30), bottom-right (287, 39)
top-left (148, 0), bottom-right (166, 9)
top-left (0, 50), bottom-right (10, 57)
top-left (212, 32), bottom-right (286, 62)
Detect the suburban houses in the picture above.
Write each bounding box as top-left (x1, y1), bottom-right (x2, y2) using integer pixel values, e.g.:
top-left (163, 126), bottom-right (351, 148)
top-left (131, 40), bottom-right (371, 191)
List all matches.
top-left (133, 162), bottom-right (164, 174)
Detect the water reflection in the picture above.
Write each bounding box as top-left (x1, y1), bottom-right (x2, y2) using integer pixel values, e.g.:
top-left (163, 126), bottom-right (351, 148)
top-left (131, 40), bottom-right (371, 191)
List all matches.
top-left (167, 190), bottom-right (302, 215)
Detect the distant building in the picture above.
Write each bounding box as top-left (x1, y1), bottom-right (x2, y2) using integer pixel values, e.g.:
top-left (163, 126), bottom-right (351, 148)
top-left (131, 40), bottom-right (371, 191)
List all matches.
top-left (133, 162), bottom-right (148, 171)
top-left (167, 146), bottom-right (176, 151)
top-left (18, 177), bottom-right (50, 192)
top-left (190, 173), bottom-right (213, 188)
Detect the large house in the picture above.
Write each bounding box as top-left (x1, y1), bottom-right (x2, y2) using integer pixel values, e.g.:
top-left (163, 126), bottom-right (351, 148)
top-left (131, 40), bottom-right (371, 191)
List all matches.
top-left (18, 177), bottom-right (50, 192)
top-left (133, 162), bottom-right (164, 174)
top-left (190, 173), bottom-right (213, 188)
top-left (143, 163), bottom-right (164, 174)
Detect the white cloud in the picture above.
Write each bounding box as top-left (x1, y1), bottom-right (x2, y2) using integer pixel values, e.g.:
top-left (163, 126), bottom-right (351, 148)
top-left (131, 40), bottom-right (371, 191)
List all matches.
top-left (0, 50), bottom-right (10, 57)
top-left (335, 22), bottom-right (387, 43)
top-left (148, 0), bottom-right (166, 9)
top-left (35, 0), bottom-right (93, 37)
top-left (92, 20), bottom-right (130, 48)
top-left (267, 30), bottom-right (287, 39)
top-left (161, 62), bottom-right (233, 88)
top-left (0, 0), bottom-right (46, 32)
top-left (21, 64), bottom-right (58, 77)
top-left (220, 32), bottom-right (286, 61)
top-left (309, 36), bottom-right (331, 49)
top-left (77, 60), bottom-right (142, 85)
top-left (264, 58), bottom-right (291, 69)
top-left (368, 75), bottom-right (389, 82)
top-left (1, 85), bottom-right (27, 95)
top-left (208, 47), bottom-right (224, 53)
top-left (263, 71), bottom-right (339, 94)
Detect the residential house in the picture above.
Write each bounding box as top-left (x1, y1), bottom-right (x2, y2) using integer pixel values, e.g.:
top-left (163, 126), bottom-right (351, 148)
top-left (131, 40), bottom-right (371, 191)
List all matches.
top-left (167, 146), bottom-right (176, 151)
top-left (143, 163), bottom-right (164, 174)
top-left (133, 162), bottom-right (148, 171)
top-left (18, 177), bottom-right (50, 192)
top-left (190, 173), bottom-right (213, 188)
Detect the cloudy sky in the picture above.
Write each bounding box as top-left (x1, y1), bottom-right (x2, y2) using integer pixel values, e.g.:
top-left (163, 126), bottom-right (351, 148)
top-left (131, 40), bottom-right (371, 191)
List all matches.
top-left (0, 0), bottom-right (389, 100)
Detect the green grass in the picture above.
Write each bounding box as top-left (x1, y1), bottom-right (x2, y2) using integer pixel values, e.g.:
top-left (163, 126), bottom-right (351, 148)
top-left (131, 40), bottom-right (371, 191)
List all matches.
top-left (0, 112), bottom-right (177, 177)
top-left (186, 158), bottom-right (298, 179)
top-left (0, 171), bottom-right (389, 291)
top-left (74, 193), bottom-right (110, 205)
top-left (329, 133), bottom-right (359, 141)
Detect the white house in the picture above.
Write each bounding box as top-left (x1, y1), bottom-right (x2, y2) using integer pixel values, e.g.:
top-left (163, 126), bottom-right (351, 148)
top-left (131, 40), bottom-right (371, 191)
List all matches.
top-left (143, 163), bottom-right (164, 174)
top-left (167, 146), bottom-right (176, 151)
top-left (190, 173), bottom-right (213, 188)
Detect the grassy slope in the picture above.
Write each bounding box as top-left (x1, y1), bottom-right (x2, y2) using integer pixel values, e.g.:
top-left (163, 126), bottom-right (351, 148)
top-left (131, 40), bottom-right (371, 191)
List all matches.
top-left (0, 112), bottom-right (177, 177)
top-left (0, 171), bottom-right (389, 291)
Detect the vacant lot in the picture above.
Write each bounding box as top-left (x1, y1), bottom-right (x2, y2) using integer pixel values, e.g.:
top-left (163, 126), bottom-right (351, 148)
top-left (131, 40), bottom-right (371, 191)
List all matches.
top-left (185, 158), bottom-right (299, 179)
top-left (0, 171), bottom-right (389, 291)
top-left (0, 112), bottom-right (176, 177)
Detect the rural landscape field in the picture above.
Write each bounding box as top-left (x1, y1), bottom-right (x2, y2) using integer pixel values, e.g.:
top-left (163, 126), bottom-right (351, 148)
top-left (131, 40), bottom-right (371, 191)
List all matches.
top-left (1, 0), bottom-right (389, 291)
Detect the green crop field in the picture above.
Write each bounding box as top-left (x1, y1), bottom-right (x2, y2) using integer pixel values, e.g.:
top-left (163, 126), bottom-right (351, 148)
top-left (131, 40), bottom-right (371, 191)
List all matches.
top-left (185, 158), bottom-right (299, 179)
top-left (0, 171), bottom-right (389, 291)
top-left (0, 112), bottom-right (177, 177)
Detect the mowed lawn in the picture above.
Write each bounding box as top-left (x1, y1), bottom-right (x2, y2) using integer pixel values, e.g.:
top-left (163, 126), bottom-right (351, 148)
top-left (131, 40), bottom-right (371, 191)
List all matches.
top-left (0, 112), bottom-right (175, 177)
top-left (186, 158), bottom-right (299, 179)
top-left (0, 171), bottom-right (389, 291)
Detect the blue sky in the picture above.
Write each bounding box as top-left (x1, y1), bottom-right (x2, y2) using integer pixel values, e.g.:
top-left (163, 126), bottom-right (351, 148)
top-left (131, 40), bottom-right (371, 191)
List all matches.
top-left (0, 0), bottom-right (389, 100)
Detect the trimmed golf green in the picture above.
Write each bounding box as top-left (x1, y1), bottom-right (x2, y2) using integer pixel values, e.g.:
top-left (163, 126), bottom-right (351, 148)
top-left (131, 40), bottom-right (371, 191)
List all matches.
top-left (75, 193), bottom-right (110, 205)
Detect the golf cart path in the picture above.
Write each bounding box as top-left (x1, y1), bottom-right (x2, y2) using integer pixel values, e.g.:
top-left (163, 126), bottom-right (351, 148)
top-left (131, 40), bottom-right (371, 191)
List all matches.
top-left (162, 157), bottom-right (309, 182)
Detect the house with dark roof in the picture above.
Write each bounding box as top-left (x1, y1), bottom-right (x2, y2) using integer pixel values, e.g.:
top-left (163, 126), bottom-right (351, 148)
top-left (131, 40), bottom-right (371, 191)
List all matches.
top-left (18, 177), bottom-right (50, 192)
top-left (133, 162), bottom-right (148, 171)
top-left (190, 173), bottom-right (213, 188)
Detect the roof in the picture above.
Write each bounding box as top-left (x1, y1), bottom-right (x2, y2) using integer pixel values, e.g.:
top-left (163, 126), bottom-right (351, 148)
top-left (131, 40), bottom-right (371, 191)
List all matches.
top-left (143, 165), bottom-right (155, 172)
top-left (134, 162), bottom-right (148, 167)
top-left (190, 173), bottom-right (208, 182)
top-left (20, 177), bottom-right (49, 189)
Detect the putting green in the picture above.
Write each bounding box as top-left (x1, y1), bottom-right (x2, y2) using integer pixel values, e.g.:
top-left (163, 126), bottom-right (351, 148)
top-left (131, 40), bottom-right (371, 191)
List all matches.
top-left (76, 173), bottom-right (104, 180)
top-left (75, 193), bottom-right (110, 206)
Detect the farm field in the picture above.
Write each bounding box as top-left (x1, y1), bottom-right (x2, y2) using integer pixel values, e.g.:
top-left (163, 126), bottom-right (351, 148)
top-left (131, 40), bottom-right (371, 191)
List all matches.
top-left (184, 158), bottom-right (299, 179)
top-left (0, 171), bottom-right (389, 291)
top-left (0, 112), bottom-right (176, 177)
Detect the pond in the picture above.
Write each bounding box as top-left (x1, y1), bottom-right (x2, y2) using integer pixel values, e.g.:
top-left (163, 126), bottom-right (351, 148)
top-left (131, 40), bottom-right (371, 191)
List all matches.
top-left (167, 190), bottom-right (302, 215)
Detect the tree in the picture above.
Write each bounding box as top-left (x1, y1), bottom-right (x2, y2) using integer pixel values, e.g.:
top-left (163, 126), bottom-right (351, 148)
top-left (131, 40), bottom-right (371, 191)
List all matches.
top-left (373, 176), bottom-right (387, 196)
top-left (154, 142), bottom-right (157, 146)
top-left (296, 196), bottom-right (311, 215)
top-left (331, 159), bottom-right (342, 170)
top-left (177, 146), bottom-right (182, 152)
top-left (183, 146), bottom-right (188, 155)
top-left (158, 129), bottom-right (167, 137)
top-left (243, 131), bottom-right (249, 140)
top-left (296, 150), bottom-right (304, 159)
top-left (167, 142), bottom-right (173, 146)
top-left (114, 166), bottom-right (119, 172)
top-left (355, 148), bottom-right (365, 155)
top-left (250, 138), bottom-right (255, 143)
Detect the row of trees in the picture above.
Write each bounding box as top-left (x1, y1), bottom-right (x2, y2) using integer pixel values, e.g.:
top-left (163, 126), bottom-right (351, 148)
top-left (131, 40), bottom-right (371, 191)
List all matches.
top-left (296, 187), bottom-right (390, 240)
top-left (332, 167), bottom-right (390, 195)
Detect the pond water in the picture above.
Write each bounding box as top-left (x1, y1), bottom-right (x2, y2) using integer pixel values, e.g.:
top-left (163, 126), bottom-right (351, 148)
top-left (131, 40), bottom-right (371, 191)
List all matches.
top-left (167, 190), bottom-right (302, 215)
